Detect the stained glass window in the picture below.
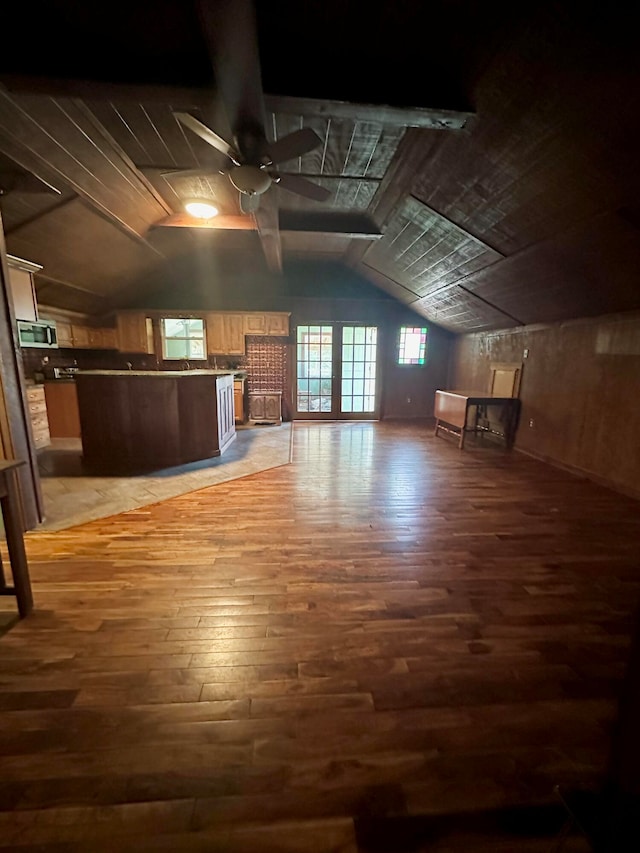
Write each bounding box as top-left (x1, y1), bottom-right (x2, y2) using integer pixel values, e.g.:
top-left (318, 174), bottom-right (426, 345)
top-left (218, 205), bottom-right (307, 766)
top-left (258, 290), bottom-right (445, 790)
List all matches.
top-left (398, 327), bottom-right (427, 365)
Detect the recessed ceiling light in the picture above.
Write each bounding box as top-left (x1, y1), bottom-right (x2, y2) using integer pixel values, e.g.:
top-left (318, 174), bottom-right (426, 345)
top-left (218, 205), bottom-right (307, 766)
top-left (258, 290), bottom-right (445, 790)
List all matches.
top-left (184, 200), bottom-right (219, 219)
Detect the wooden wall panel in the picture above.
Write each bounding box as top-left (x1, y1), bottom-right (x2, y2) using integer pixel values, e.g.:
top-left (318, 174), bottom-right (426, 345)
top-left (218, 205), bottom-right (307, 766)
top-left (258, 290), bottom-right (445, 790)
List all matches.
top-left (460, 212), bottom-right (640, 326)
top-left (450, 310), bottom-right (640, 498)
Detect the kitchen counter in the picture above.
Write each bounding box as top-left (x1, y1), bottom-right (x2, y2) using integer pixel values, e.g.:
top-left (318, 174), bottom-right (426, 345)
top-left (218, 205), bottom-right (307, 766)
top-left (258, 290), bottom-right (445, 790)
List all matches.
top-left (78, 369), bottom-right (245, 377)
top-left (76, 371), bottom-right (236, 473)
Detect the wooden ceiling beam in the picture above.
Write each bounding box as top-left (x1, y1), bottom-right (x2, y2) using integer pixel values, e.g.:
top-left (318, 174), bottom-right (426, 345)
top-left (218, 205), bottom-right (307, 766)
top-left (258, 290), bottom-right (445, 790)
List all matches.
top-left (278, 211), bottom-right (382, 238)
top-left (265, 95), bottom-right (473, 130)
top-left (0, 75), bottom-right (215, 107)
top-left (152, 213), bottom-right (255, 230)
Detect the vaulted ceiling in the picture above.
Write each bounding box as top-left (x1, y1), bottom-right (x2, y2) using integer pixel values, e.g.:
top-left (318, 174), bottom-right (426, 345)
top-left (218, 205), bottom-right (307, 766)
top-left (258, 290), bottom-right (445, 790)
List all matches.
top-left (1, 1), bottom-right (639, 333)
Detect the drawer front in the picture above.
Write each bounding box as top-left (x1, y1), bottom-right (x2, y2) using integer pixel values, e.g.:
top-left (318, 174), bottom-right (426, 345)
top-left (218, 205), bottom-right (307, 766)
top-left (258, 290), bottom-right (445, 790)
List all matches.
top-left (33, 430), bottom-right (50, 448)
top-left (26, 386), bottom-right (45, 402)
top-left (26, 385), bottom-right (50, 447)
top-left (28, 399), bottom-right (47, 416)
top-left (30, 412), bottom-right (49, 431)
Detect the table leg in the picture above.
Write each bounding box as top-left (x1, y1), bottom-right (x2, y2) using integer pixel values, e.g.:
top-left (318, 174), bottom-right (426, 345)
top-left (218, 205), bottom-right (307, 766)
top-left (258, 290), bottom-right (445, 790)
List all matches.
top-left (434, 419), bottom-right (440, 438)
top-left (459, 405), bottom-right (467, 449)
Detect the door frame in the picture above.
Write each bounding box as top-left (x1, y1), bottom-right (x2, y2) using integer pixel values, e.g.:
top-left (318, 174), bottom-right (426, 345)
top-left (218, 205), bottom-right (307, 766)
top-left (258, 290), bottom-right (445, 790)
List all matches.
top-left (293, 322), bottom-right (381, 421)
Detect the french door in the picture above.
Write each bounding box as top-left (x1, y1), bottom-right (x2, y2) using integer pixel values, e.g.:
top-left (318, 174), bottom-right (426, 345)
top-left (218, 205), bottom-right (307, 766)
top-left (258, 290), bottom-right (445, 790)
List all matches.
top-left (295, 324), bottom-right (379, 419)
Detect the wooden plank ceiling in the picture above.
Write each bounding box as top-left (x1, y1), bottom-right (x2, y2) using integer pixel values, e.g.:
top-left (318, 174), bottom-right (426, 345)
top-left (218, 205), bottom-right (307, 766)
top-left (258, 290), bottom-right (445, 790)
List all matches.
top-left (0, 1), bottom-right (639, 331)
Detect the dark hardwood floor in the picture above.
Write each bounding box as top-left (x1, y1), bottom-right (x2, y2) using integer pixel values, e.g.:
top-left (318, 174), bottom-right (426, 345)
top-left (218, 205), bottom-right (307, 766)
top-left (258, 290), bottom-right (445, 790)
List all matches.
top-left (1, 420), bottom-right (639, 851)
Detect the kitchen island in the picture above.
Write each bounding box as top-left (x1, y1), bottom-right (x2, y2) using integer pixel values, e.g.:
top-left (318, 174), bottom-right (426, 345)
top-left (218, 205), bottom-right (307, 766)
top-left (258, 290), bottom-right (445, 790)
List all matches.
top-left (75, 370), bottom-right (236, 473)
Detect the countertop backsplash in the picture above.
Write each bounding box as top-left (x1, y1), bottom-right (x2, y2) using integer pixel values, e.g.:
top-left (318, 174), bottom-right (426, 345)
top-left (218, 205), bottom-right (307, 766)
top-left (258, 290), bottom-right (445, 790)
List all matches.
top-left (20, 348), bottom-right (251, 379)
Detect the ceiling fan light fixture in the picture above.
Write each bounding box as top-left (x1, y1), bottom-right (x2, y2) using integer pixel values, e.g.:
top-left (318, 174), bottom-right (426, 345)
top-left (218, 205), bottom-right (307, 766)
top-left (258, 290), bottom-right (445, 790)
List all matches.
top-left (229, 164), bottom-right (272, 196)
top-left (184, 199), bottom-right (219, 219)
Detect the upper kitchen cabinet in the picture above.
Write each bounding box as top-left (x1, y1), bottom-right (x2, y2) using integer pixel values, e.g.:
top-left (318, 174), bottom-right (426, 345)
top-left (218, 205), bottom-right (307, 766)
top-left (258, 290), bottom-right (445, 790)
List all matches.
top-left (49, 321), bottom-right (117, 349)
top-left (88, 327), bottom-right (117, 349)
top-left (243, 312), bottom-right (290, 337)
top-left (265, 313), bottom-right (290, 336)
top-left (206, 313), bottom-right (245, 355)
top-left (70, 324), bottom-right (90, 348)
top-left (55, 320), bottom-right (74, 348)
top-left (116, 312), bottom-right (154, 354)
top-left (7, 255), bottom-right (42, 322)
top-left (243, 313), bottom-right (268, 335)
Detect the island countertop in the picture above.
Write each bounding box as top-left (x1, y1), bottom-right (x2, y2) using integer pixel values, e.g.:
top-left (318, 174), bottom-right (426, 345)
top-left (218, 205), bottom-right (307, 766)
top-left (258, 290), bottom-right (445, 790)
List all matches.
top-left (77, 369), bottom-right (243, 377)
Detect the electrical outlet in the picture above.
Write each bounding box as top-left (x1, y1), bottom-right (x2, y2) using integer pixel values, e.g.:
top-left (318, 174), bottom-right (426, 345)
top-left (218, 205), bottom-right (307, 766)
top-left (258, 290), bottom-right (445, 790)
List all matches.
top-left (523, 348), bottom-right (529, 359)
top-left (407, 396), bottom-right (412, 404)
top-left (529, 418), bottom-right (535, 428)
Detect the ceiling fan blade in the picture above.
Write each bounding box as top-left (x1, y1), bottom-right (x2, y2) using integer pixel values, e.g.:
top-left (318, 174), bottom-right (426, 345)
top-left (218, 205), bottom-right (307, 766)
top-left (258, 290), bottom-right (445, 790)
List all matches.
top-left (196, 0), bottom-right (267, 151)
top-left (174, 112), bottom-right (241, 164)
top-left (274, 173), bottom-right (332, 202)
top-left (264, 128), bottom-right (323, 166)
top-left (239, 191), bottom-right (261, 214)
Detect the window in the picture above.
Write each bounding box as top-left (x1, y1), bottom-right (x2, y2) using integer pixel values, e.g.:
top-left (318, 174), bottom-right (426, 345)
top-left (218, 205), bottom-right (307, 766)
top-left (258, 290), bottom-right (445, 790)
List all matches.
top-left (161, 318), bottom-right (206, 360)
top-left (398, 326), bottom-right (427, 365)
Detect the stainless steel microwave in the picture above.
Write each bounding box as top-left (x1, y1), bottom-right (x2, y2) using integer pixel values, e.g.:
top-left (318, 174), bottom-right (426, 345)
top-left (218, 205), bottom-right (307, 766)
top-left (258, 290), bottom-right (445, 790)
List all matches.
top-left (17, 319), bottom-right (59, 349)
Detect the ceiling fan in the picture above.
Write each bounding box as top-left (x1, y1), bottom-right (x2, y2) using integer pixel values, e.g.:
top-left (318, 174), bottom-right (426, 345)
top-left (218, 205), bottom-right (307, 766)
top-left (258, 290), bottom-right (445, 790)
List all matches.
top-left (172, 110), bottom-right (331, 214)
top-left (155, 0), bottom-right (334, 270)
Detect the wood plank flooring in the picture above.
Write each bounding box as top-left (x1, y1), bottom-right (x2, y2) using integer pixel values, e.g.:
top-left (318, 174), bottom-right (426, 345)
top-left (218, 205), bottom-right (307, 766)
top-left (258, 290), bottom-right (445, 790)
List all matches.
top-left (1, 420), bottom-right (639, 851)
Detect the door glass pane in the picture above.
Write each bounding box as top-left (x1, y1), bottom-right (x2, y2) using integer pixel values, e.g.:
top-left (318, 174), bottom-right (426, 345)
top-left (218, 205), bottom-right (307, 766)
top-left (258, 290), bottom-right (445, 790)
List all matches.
top-left (340, 326), bottom-right (377, 414)
top-left (296, 325), bottom-right (333, 414)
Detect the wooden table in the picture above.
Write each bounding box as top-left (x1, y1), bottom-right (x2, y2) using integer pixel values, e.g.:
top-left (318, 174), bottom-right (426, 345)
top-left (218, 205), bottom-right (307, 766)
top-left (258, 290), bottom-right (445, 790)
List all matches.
top-left (0, 460), bottom-right (33, 617)
top-left (434, 390), bottom-right (520, 449)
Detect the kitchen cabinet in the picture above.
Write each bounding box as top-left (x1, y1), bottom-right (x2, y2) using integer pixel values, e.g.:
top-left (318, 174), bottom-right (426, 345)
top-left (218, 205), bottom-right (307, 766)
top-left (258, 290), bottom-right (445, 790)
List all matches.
top-left (25, 385), bottom-right (50, 449)
top-left (243, 312), bottom-right (290, 336)
top-left (43, 382), bottom-right (81, 438)
top-left (265, 312), bottom-right (290, 336)
top-left (206, 313), bottom-right (245, 355)
top-left (7, 255), bottom-right (41, 323)
top-left (57, 324), bottom-right (118, 349)
top-left (243, 313), bottom-right (267, 335)
top-left (88, 327), bottom-right (117, 349)
top-left (117, 312), bottom-right (154, 353)
top-left (55, 321), bottom-right (74, 348)
top-left (249, 391), bottom-right (282, 425)
top-left (233, 377), bottom-right (245, 424)
top-left (70, 324), bottom-right (91, 348)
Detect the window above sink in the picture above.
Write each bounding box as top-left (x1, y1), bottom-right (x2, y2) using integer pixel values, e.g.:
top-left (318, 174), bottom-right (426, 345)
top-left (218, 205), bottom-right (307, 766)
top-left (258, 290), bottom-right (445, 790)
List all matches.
top-left (161, 318), bottom-right (206, 360)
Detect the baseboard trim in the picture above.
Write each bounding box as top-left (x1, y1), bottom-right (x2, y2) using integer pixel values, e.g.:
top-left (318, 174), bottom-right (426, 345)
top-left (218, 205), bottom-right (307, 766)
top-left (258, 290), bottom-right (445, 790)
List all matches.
top-left (515, 446), bottom-right (640, 502)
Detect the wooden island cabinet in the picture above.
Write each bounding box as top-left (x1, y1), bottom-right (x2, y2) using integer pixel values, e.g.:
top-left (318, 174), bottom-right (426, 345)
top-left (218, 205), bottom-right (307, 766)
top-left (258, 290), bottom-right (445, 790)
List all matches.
top-left (75, 370), bottom-right (235, 473)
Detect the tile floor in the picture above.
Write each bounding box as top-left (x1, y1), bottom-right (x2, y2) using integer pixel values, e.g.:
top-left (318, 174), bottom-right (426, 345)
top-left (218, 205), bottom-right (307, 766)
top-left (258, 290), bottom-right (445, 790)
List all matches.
top-left (30, 422), bottom-right (293, 533)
